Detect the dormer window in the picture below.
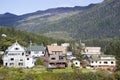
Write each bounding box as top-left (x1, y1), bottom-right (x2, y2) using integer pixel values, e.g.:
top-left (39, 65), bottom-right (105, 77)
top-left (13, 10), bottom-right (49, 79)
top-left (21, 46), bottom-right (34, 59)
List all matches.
top-left (15, 48), bottom-right (19, 50)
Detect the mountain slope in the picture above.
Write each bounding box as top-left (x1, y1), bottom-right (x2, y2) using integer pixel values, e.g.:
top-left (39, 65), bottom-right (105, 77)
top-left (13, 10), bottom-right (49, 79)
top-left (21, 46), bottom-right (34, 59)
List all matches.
top-left (38, 0), bottom-right (120, 40)
top-left (15, 5), bottom-right (95, 32)
top-left (0, 5), bottom-right (96, 33)
top-left (0, 13), bottom-right (18, 27)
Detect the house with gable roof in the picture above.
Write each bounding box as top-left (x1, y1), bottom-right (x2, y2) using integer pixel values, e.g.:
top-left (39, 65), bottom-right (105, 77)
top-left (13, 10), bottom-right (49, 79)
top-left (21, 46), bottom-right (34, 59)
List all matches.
top-left (82, 47), bottom-right (101, 57)
top-left (44, 45), bottom-right (67, 68)
top-left (3, 41), bottom-right (34, 68)
top-left (89, 54), bottom-right (116, 70)
top-left (27, 45), bottom-right (45, 58)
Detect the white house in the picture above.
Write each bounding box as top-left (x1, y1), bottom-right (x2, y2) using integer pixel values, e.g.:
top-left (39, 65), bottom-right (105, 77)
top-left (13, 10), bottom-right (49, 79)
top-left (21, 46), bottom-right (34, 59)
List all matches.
top-left (90, 55), bottom-right (116, 70)
top-left (82, 47), bottom-right (101, 57)
top-left (27, 46), bottom-right (45, 58)
top-left (3, 41), bottom-right (34, 68)
top-left (61, 43), bottom-right (70, 47)
top-left (73, 60), bottom-right (80, 68)
top-left (51, 43), bottom-right (58, 46)
top-left (61, 43), bottom-right (70, 51)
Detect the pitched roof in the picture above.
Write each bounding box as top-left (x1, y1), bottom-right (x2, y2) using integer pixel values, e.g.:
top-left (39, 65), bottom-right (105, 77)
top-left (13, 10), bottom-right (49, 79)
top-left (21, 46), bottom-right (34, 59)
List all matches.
top-left (47, 45), bottom-right (66, 54)
top-left (6, 41), bottom-right (26, 51)
top-left (90, 55), bottom-right (100, 61)
top-left (85, 47), bottom-right (101, 50)
top-left (100, 55), bottom-right (115, 57)
top-left (27, 46), bottom-right (45, 51)
top-left (90, 54), bottom-right (115, 61)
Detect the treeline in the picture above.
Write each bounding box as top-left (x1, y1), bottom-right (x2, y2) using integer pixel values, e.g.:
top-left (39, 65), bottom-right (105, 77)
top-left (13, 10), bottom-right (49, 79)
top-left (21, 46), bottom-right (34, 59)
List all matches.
top-left (104, 40), bottom-right (120, 71)
top-left (83, 39), bottom-right (120, 51)
top-left (0, 27), bottom-right (67, 51)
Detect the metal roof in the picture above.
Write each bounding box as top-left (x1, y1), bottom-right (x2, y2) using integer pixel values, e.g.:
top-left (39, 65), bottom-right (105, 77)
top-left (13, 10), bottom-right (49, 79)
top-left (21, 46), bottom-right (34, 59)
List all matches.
top-left (27, 46), bottom-right (45, 51)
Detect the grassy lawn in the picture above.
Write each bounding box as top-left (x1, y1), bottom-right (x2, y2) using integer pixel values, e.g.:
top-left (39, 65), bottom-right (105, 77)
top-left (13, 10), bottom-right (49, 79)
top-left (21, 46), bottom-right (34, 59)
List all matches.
top-left (80, 68), bottom-right (92, 73)
top-left (0, 66), bottom-right (92, 74)
top-left (23, 66), bottom-right (92, 74)
top-left (23, 66), bottom-right (47, 73)
top-left (52, 67), bottom-right (73, 73)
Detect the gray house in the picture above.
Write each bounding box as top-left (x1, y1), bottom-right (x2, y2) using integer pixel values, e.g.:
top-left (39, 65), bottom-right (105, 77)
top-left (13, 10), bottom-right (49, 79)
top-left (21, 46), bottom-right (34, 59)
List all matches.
top-left (27, 46), bottom-right (45, 58)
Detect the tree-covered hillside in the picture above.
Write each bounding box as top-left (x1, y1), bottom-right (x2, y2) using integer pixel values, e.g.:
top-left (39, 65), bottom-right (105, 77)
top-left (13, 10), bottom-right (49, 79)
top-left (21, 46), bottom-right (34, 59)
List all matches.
top-left (0, 27), bottom-right (66, 51)
top-left (15, 5), bottom-right (95, 32)
top-left (39, 0), bottom-right (120, 40)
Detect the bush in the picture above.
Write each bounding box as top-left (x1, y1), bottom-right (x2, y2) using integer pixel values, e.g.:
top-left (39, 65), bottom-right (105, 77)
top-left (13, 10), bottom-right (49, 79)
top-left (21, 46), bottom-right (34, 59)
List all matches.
top-left (46, 68), bottom-right (53, 72)
top-left (35, 58), bottom-right (44, 66)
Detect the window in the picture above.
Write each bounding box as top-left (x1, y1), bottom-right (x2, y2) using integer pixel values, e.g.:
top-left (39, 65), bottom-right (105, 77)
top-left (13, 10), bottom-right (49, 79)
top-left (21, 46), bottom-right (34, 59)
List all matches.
top-left (5, 63), bottom-right (7, 66)
top-left (28, 51), bottom-right (31, 55)
top-left (22, 53), bottom-right (24, 56)
top-left (92, 61), bottom-right (94, 63)
top-left (8, 53), bottom-right (17, 55)
top-left (15, 48), bottom-right (19, 50)
top-left (104, 61), bottom-right (108, 64)
top-left (18, 63), bottom-right (23, 66)
top-left (42, 52), bottom-right (44, 54)
top-left (76, 62), bottom-right (78, 65)
top-left (10, 63), bottom-right (14, 66)
top-left (111, 61), bottom-right (114, 64)
top-left (55, 52), bottom-right (57, 55)
top-left (51, 58), bottom-right (55, 60)
top-left (87, 49), bottom-right (88, 52)
top-left (59, 56), bottom-right (64, 60)
top-left (11, 58), bottom-right (14, 61)
top-left (27, 58), bottom-right (29, 60)
top-left (20, 59), bottom-right (23, 61)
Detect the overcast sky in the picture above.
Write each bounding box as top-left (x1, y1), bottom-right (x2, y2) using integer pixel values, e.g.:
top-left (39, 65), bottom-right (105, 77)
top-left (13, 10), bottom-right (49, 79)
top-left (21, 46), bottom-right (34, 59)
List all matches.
top-left (0, 0), bottom-right (104, 15)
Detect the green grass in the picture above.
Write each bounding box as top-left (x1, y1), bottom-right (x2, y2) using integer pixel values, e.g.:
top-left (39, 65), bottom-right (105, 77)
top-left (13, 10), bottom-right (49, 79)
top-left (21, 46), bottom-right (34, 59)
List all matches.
top-left (23, 66), bottom-right (91, 74)
top-left (52, 67), bottom-right (73, 73)
top-left (52, 68), bottom-right (92, 73)
top-left (80, 68), bottom-right (92, 73)
top-left (0, 66), bottom-right (92, 75)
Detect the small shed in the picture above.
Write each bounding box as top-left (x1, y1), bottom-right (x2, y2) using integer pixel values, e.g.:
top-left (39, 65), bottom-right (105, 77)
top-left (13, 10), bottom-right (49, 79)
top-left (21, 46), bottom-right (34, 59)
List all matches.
top-left (73, 60), bottom-right (80, 68)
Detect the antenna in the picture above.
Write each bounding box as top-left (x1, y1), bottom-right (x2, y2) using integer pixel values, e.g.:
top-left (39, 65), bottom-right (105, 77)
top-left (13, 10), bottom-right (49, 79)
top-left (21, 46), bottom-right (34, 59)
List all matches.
top-left (80, 39), bottom-right (82, 44)
top-left (30, 40), bottom-right (32, 46)
top-left (30, 40), bottom-right (32, 51)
